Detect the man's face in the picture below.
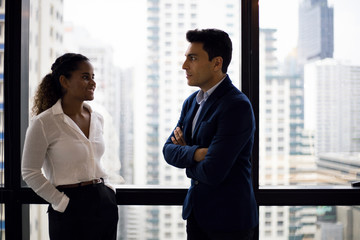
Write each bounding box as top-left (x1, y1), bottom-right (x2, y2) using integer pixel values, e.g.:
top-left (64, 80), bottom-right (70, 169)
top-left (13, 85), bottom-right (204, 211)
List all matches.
top-left (182, 42), bottom-right (218, 92)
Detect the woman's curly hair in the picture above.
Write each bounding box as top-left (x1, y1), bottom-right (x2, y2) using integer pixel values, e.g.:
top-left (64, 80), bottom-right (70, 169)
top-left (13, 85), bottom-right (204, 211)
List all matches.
top-left (32, 53), bottom-right (89, 115)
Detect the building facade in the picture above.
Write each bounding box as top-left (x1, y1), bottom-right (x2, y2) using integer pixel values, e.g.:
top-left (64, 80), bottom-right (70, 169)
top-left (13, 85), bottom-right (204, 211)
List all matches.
top-left (142, 0), bottom-right (240, 239)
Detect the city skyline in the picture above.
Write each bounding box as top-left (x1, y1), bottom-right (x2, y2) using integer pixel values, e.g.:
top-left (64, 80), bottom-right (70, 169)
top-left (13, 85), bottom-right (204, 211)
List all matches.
top-left (15, 0), bottom-right (360, 239)
top-left (64, 0), bottom-right (360, 69)
top-left (260, 0), bottom-right (360, 64)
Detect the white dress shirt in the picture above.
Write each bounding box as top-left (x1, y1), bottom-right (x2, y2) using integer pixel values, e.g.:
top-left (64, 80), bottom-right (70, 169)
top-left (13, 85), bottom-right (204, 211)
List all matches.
top-left (22, 99), bottom-right (112, 213)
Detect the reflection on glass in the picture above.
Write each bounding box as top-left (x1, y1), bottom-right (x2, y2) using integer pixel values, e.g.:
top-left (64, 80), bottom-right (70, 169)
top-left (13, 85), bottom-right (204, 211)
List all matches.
top-left (259, 0), bottom-right (360, 186)
top-left (260, 205), bottom-right (360, 239)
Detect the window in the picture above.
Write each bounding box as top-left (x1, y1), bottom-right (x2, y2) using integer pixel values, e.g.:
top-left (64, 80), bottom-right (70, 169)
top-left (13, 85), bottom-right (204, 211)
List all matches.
top-left (260, 205), bottom-right (360, 239)
top-left (260, 0), bottom-right (360, 186)
top-left (25, 0), bottom-right (241, 238)
top-left (2, 1), bottom-right (360, 240)
top-left (258, 0), bottom-right (360, 237)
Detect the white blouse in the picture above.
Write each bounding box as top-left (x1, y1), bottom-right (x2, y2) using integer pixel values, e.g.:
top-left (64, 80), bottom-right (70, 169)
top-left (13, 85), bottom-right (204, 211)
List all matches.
top-left (22, 99), bottom-right (113, 212)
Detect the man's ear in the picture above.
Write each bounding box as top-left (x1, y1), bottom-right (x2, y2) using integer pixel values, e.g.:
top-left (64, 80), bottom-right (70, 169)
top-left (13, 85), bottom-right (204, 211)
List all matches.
top-left (59, 75), bottom-right (68, 90)
top-left (213, 56), bottom-right (223, 72)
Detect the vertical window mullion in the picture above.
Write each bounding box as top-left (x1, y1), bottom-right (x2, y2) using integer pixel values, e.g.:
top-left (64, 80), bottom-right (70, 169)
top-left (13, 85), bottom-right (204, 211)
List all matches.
top-left (4, 0), bottom-right (29, 239)
top-left (241, 1), bottom-right (259, 239)
top-left (241, 0), bottom-right (260, 191)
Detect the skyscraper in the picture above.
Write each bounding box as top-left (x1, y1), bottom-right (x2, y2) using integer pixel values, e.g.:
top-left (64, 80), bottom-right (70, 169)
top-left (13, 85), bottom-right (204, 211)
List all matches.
top-left (141, 0), bottom-right (240, 239)
top-left (286, 1), bottom-right (335, 238)
top-left (304, 59), bottom-right (360, 155)
top-left (298, 0), bottom-right (334, 65)
top-left (259, 28), bottom-right (290, 239)
top-left (291, 0), bottom-right (334, 157)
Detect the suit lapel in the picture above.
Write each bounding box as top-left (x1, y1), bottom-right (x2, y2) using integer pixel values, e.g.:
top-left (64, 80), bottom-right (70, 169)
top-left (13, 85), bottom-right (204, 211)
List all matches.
top-left (192, 95), bottom-right (216, 137)
top-left (192, 77), bottom-right (233, 137)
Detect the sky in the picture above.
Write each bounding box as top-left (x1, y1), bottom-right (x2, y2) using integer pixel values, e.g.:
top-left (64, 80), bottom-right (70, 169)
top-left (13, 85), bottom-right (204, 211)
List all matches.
top-left (64, 0), bottom-right (360, 67)
top-left (64, 0), bottom-right (147, 67)
top-left (260, 0), bottom-right (360, 64)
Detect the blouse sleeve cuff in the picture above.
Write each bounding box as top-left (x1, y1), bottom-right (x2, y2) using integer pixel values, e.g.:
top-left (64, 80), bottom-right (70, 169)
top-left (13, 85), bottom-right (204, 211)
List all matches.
top-left (52, 194), bottom-right (70, 213)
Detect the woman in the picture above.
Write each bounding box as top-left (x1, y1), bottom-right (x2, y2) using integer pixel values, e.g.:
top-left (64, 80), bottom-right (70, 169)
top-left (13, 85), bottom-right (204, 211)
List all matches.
top-left (21, 53), bottom-right (118, 240)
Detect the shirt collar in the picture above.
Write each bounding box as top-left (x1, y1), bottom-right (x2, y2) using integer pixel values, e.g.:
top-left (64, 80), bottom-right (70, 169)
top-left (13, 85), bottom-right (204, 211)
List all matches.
top-left (51, 99), bottom-right (93, 115)
top-left (196, 75), bottom-right (227, 104)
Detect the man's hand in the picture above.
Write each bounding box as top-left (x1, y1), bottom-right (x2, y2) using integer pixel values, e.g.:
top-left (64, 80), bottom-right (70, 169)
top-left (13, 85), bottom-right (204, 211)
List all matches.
top-left (171, 127), bottom-right (187, 146)
top-left (171, 127), bottom-right (208, 162)
top-left (194, 148), bottom-right (208, 162)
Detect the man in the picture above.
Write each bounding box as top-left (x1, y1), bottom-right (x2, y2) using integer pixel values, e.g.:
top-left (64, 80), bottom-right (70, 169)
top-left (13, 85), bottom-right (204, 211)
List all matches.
top-left (163, 29), bottom-right (258, 239)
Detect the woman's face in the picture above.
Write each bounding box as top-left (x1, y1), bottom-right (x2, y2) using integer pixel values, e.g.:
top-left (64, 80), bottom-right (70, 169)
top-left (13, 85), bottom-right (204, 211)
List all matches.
top-left (61, 61), bottom-right (96, 101)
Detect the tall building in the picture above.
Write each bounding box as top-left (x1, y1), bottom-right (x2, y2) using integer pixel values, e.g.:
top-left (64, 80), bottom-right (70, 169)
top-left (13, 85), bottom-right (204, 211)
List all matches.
top-left (304, 59), bottom-right (360, 155)
top-left (283, 52), bottom-right (307, 156)
top-left (298, 0), bottom-right (334, 65)
top-left (141, 0), bottom-right (240, 239)
top-left (288, 0), bottom-right (334, 158)
top-left (291, 0), bottom-right (334, 159)
top-left (291, 2), bottom-right (360, 239)
top-left (29, 0), bottom-right (65, 98)
top-left (296, 0), bottom-right (334, 154)
top-left (259, 28), bottom-right (290, 239)
top-left (118, 68), bottom-right (136, 240)
top-left (286, 2), bottom-right (335, 237)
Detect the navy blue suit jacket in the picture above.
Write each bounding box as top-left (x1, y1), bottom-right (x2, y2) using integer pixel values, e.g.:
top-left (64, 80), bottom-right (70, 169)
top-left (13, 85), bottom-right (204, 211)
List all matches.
top-left (163, 76), bottom-right (258, 231)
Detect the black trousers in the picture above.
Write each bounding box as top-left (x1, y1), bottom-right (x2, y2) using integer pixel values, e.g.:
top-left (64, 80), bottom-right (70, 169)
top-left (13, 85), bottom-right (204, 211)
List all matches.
top-left (48, 183), bottom-right (118, 240)
top-left (186, 212), bottom-right (255, 240)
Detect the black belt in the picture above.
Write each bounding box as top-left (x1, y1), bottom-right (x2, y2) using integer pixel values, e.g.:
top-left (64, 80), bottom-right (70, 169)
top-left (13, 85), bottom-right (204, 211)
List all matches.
top-left (57, 178), bottom-right (103, 189)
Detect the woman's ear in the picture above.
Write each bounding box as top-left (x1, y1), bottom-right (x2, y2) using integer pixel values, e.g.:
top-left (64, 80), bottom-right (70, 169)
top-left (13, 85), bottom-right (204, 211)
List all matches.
top-left (59, 75), bottom-right (68, 90)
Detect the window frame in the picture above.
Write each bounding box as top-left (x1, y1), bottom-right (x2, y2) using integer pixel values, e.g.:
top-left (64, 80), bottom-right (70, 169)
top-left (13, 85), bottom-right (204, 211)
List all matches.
top-left (2, 0), bottom-right (360, 239)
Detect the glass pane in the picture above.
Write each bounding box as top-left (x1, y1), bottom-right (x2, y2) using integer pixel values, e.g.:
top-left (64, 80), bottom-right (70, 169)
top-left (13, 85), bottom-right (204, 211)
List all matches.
top-left (27, 1), bottom-right (240, 239)
top-left (28, 0), bottom-right (241, 188)
top-left (119, 206), bottom-right (185, 239)
top-left (259, 0), bottom-right (360, 186)
top-left (30, 204), bottom-right (360, 239)
top-left (29, 205), bottom-right (183, 240)
top-left (260, 205), bottom-right (360, 239)
top-left (29, 205), bottom-right (48, 239)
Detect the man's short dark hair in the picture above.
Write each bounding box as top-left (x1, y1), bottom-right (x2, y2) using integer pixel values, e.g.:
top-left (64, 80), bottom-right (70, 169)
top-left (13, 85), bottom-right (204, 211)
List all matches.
top-left (186, 28), bottom-right (232, 73)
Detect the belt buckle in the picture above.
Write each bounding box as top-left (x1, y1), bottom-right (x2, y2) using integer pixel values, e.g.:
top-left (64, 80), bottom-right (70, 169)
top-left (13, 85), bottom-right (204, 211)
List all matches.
top-left (93, 178), bottom-right (101, 184)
